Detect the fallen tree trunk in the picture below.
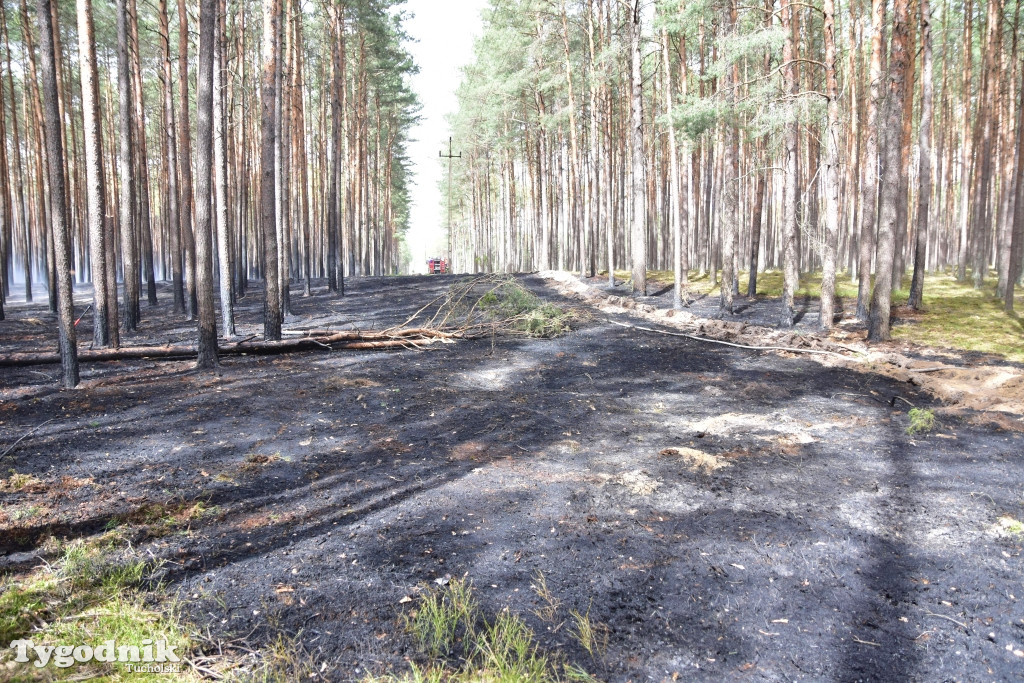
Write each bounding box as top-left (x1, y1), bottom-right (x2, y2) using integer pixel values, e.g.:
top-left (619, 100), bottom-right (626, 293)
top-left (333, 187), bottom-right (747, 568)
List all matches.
top-left (0, 329), bottom-right (467, 367)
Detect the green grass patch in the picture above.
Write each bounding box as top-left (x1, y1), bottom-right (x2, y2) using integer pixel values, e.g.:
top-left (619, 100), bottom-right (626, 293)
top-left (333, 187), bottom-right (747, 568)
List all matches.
top-left (888, 272), bottom-right (1024, 362)
top-left (0, 528), bottom-right (318, 681)
top-left (371, 578), bottom-right (599, 682)
top-left (609, 268), bottom-right (1023, 362)
top-left (0, 532), bottom-right (195, 681)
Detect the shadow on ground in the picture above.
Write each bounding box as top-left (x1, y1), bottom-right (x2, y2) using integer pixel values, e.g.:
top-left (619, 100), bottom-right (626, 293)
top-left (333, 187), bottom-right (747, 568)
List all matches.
top-left (1, 274), bottom-right (1022, 681)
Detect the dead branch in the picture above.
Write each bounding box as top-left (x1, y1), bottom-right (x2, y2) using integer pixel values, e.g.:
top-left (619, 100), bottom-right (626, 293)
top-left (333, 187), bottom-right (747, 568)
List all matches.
top-left (1, 277), bottom-right (574, 369)
top-left (606, 318), bottom-right (859, 361)
top-left (0, 328), bottom-right (473, 367)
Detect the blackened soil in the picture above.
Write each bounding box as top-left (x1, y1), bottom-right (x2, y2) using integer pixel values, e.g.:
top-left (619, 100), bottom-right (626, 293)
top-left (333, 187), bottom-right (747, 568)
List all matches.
top-left (1, 275), bottom-right (1023, 681)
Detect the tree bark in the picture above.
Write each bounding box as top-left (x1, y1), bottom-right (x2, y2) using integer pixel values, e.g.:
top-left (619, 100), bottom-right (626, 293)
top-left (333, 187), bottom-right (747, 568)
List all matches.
top-left (857, 0), bottom-right (885, 319)
top-left (909, 0), bottom-right (934, 310)
top-left (178, 0), bottom-right (197, 318)
top-left (76, 0), bottom-right (112, 346)
top-left (35, 0), bottom-right (78, 387)
top-left (629, 0), bottom-right (646, 296)
top-left (868, 0), bottom-right (910, 341)
top-left (2, 5), bottom-right (30, 305)
top-left (662, 23), bottom-right (683, 310)
top-left (956, 0), bottom-right (974, 282)
top-left (160, 0), bottom-right (185, 314)
top-left (1006, 58), bottom-right (1024, 312)
top-left (719, 3), bottom-right (738, 314)
top-left (129, 0), bottom-right (158, 307)
top-left (261, 0), bottom-right (282, 339)
top-left (819, 0), bottom-right (843, 329)
top-left (192, 0), bottom-right (219, 368)
top-left (780, 0), bottom-right (800, 326)
top-left (118, 0), bottom-right (140, 332)
top-left (213, 0), bottom-right (235, 336)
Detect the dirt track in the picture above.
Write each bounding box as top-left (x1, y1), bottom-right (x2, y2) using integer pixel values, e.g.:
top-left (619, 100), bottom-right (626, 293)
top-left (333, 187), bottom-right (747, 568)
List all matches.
top-left (1, 274), bottom-right (1023, 681)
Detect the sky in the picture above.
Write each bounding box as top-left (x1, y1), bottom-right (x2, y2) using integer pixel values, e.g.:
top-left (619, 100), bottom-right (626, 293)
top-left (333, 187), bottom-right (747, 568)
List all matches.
top-left (402, 0), bottom-right (489, 273)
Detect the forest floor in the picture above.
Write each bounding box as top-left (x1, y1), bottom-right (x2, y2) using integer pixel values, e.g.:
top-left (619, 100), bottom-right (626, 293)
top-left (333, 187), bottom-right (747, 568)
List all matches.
top-left (1, 273), bottom-right (1023, 681)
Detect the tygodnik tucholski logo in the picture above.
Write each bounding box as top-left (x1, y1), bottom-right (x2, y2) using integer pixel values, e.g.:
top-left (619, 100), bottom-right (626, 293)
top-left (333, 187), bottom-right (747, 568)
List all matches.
top-left (8, 638), bottom-right (182, 673)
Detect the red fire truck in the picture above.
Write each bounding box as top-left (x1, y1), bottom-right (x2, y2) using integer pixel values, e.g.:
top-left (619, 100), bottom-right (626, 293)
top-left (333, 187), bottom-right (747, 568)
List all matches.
top-left (426, 257), bottom-right (448, 274)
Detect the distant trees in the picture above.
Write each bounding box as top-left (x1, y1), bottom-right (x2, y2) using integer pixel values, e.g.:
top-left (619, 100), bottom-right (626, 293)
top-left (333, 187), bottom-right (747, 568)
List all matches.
top-left (446, 0), bottom-right (1024, 339)
top-left (0, 0), bottom-right (418, 375)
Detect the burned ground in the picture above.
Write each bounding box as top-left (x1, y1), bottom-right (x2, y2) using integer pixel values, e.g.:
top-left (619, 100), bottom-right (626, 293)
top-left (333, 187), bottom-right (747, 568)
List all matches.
top-left (1, 274), bottom-right (1022, 681)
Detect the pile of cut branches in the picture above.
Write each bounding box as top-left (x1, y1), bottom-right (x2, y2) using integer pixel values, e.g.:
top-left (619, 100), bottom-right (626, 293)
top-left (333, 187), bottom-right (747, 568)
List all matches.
top-left (422, 275), bottom-right (579, 339)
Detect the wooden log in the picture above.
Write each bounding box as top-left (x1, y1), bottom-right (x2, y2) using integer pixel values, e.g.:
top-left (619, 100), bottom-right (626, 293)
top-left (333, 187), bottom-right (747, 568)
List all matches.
top-left (0, 329), bottom-right (467, 367)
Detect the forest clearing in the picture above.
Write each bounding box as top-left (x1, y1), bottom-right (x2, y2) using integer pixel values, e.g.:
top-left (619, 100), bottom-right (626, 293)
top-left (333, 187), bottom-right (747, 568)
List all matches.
top-left (2, 273), bottom-right (1023, 680)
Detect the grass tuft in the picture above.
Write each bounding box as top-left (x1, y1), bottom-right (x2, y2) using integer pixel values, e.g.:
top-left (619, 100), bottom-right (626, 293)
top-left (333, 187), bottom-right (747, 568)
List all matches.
top-left (569, 606), bottom-right (609, 659)
top-left (380, 578), bottom-right (595, 682)
top-left (405, 577), bottom-right (479, 658)
top-left (530, 570), bottom-right (560, 622)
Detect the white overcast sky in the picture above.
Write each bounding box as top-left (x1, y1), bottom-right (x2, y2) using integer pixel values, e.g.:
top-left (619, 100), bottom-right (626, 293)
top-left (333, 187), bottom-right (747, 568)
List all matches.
top-left (402, 0), bottom-right (489, 273)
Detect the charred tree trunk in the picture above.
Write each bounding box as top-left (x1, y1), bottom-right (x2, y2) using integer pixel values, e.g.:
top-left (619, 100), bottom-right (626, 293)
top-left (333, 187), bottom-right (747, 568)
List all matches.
top-left (36, 0), bottom-right (78, 387)
top-left (194, 0), bottom-right (219, 367)
top-left (261, 0), bottom-right (282, 339)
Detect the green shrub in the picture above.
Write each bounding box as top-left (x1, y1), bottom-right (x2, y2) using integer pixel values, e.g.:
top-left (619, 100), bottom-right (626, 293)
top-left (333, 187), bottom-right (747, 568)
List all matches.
top-left (906, 408), bottom-right (937, 435)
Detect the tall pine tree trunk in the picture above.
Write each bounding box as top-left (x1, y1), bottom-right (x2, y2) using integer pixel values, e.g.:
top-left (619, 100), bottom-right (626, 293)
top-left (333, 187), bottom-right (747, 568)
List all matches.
top-left (160, 0), bottom-right (185, 313)
top-left (194, 0), bottom-right (218, 367)
top-left (76, 0), bottom-right (112, 346)
top-left (261, 0), bottom-right (282, 339)
top-left (36, 0), bottom-right (78, 387)
top-left (719, 6), bottom-right (738, 313)
top-left (780, 0), bottom-right (800, 326)
top-left (1006, 57), bottom-right (1024, 312)
top-left (819, 0), bottom-right (842, 329)
top-left (868, 0), bottom-right (910, 341)
top-left (214, 0), bottom-right (235, 335)
top-left (178, 0), bottom-right (197, 318)
top-left (857, 0), bottom-right (885, 319)
top-left (909, 0), bottom-right (934, 310)
top-left (956, 0), bottom-right (973, 282)
top-left (129, 0), bottom-right (158, 306)
top-left (662, 23), bottom-right (683, 310)
top-left (2, 8), bottom-right (31, 304)
top-left (629, 0), bottom-right (646, 296)
top-left (118, 0), bottom-right (140, 332)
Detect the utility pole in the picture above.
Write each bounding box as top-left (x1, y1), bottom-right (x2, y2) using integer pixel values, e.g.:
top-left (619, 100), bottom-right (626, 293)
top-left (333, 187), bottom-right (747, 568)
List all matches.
top-left (440, 136), bottom-right (461, 269)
